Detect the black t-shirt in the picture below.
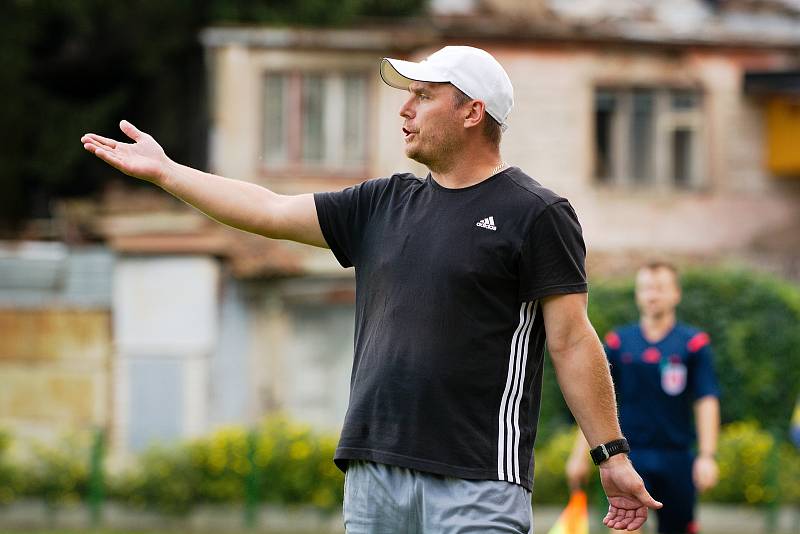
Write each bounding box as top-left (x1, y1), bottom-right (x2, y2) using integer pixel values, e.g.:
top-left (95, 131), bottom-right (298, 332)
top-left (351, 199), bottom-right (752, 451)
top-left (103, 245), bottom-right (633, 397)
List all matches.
top-left (314, 167), bottom-right (587, 491)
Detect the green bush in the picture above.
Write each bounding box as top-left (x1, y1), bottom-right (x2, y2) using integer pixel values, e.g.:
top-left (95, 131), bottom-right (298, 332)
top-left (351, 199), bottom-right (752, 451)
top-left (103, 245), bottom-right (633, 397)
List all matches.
top-left (679, 270), bottom-right (800, 432)
top-left (251, 418), bottom-right (343, 509)
top-left (537, 268), bottom-right (800, 438)
top-left (532, 427), bottom-right (575, 505)
top-left (531, 422), bottom-right (800, 506)
top-left (0, 428), bottom-right (17, 504)
top-left (109, 444), bottom-right (202, 515)
top-left (108, 416), bottom-right (343, 515)
top-left (703, 421), bottom-right (800, 505)
top-left (17, 432), bottom-right (91, 505)
top-left (4, 417), bottom-right (799, 511)
top-left (184, 426), bottom-right (249, 504)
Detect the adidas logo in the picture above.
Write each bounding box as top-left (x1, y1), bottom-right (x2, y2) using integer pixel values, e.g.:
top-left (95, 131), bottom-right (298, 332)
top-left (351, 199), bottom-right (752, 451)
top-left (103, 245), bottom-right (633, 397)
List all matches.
top-left (476, 216), bottom-right (497, 231)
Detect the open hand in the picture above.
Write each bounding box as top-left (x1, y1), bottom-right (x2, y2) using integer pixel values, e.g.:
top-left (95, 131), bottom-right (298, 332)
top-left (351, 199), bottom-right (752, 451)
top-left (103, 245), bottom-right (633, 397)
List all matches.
top-left (599, 455), bottom-right (662, 531)
top-left (693, 455), bottom-right (718, 493)
top-left (81, 120), bottom-right (170, 184)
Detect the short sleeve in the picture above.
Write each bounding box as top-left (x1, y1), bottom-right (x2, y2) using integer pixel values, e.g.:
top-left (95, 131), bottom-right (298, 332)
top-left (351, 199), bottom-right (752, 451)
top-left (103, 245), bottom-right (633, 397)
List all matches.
top-left (518, 200), bottom-right (588, 302)
top-left (314, 178), bottom-right (388, 268)
top-left (604, 331), bottom-right (622, 364)
top-left (604, 330), bottom-right (622, 382)
top-left (688, 332), bottom-right (720, 400)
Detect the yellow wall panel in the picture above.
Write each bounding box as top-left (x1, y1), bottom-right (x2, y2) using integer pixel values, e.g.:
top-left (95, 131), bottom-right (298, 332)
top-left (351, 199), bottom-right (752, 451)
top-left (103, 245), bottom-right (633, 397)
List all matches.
top-left (0, 309), bottom-right (110, 362)
top-left (766, 96), bottom-right (800, 176)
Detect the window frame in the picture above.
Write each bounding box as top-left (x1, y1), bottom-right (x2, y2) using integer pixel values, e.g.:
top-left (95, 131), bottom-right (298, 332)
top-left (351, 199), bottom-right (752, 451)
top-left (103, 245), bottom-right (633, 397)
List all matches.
top-left (259, 69), bottom-right (372, 179)
top-left (592, 86), bottom-right (707, 190)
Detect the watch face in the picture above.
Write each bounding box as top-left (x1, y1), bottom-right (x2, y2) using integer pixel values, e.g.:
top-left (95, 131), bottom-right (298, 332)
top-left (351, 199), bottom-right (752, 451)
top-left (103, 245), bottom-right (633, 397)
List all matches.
top-left (591, 446), bottom-right (608, 465)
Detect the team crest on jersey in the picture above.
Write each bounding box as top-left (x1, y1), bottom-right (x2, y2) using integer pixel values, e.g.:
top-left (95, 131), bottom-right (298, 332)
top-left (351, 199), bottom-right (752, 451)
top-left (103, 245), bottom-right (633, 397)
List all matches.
top-left (661, 356), bottom-right (687, 396)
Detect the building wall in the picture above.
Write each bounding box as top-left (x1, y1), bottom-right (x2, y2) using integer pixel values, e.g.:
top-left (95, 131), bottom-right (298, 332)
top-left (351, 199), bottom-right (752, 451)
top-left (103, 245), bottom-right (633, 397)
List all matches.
top-left (206, 36), bottom-right (799, 265)
top-left (0, 243), bottom-right (355, 449)
top-left (481, 45), bottom-right (798, 257)
top-left (240, 278), bottom-right (356, 433)
top-left (0, 244), bottom-right (113, 443)
top-left (0, 308), bottom-right (110, 441)
top-left (113, 255), bottom-right (219, 451)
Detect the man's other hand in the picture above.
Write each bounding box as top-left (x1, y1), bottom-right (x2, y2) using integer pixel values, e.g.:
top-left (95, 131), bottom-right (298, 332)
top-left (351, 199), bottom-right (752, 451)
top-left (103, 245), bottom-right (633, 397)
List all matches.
top-left (693, 455), bottom-right (719, 492)
top-left (599, 454), bottom-right (662, 531)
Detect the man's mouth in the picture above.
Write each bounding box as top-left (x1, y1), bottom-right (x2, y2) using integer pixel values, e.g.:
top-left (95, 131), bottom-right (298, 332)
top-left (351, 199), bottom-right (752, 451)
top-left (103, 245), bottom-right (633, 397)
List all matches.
top-left (402, 127), bottom-right (417, 140)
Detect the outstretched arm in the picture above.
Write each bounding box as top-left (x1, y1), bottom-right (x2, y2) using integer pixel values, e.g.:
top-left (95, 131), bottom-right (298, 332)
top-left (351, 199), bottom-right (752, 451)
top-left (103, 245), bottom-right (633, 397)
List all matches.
top-left (543, 293), bottom-right (662, 532)
top-left (81, 120), bottom-right (326, 247)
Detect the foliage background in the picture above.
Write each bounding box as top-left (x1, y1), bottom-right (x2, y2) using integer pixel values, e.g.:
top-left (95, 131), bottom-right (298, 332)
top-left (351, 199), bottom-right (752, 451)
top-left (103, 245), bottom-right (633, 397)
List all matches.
top-left (1, 269), bottom-right (798, 511)
top-left (537, 268), bottom-right (800, 441)
top-left (3, 0), bottom-right (799, 521)
top-left (0, 0), bottom-right (426, 233)
top-left (1, 419), bottom-right (798, 512)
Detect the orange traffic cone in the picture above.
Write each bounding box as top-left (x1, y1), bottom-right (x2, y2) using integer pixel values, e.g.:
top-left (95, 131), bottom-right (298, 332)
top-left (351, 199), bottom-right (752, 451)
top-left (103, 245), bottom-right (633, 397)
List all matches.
top-left (547, 489), bottom-right (589, 534)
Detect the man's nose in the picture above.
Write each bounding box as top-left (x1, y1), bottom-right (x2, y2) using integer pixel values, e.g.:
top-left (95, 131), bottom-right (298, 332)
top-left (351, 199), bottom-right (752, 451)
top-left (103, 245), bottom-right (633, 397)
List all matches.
top-left (399, 96), bottom-right (415, 119)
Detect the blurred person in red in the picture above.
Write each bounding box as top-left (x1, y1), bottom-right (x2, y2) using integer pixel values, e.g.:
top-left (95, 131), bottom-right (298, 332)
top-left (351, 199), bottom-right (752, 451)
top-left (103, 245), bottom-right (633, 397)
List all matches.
top-left (566, 261), bottom-right (720, 534)
top-left (82, 45), bottom-right (660, 533)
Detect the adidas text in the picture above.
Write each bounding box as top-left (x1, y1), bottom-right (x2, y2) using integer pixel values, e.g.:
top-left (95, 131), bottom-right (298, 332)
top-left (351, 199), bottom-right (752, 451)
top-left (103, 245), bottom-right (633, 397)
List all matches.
top-left (476, 217), bottom-right (497, 231)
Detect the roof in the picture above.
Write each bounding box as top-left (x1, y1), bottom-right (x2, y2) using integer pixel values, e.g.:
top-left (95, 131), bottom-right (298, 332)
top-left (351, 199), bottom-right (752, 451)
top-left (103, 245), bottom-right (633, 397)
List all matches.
top-left (202, 0), bottom-right (800, 51)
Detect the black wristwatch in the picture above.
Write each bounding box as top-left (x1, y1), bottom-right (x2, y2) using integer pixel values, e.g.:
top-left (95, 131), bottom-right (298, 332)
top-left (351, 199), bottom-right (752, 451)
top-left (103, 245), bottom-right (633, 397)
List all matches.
top-left (590, 438), bottom-right (630, 465)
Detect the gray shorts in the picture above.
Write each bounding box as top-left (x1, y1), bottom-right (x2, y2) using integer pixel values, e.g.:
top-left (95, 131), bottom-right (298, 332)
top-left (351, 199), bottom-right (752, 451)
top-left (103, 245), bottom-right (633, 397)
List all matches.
top-left (343, 460), bottom-right (533, 534)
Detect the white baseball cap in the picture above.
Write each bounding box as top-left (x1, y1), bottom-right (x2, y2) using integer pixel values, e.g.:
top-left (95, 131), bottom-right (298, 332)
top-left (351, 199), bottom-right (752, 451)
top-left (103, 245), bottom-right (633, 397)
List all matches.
top-left (380, 46), bottom-right (514, 131)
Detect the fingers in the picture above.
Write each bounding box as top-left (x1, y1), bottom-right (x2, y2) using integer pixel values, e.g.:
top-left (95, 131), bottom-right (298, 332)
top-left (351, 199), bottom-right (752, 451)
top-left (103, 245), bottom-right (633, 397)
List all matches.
top-left (81, 133), bottom-right (117, 150)
top-left (693, 458), bottom-right (718, 493)
top-left (624, 516), bottom-right (646, 531)
top-left (624, 509), bottom-right (647, 531)
top-left (602, 506), bottom-right (629, 530)
top-left (91, 147), bottom-right (125, 170)
top-left (120, 119), bottom-right (143, 141)
top-left (635, 485), bottom-right (662, 509)
top-left (83, 142), bottom-right (127, 174)
top-left (603, 489), bottom-right (659, 531)
top-left (603, 504), bottom-right (647, 531)
top-left (81, 140), bottom-right (112, 159)
top-left (694, 473), bottom-right (717, 493)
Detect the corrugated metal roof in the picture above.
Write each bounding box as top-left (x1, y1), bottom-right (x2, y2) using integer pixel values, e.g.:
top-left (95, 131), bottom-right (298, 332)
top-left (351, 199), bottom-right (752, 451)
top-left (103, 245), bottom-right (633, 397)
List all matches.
top-left (0, 242), bottom-right (113, 308)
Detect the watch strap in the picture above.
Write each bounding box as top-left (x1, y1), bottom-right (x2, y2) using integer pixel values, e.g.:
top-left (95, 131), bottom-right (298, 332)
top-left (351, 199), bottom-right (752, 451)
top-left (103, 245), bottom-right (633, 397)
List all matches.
top-left (590, 438), bottom-right (630, 465)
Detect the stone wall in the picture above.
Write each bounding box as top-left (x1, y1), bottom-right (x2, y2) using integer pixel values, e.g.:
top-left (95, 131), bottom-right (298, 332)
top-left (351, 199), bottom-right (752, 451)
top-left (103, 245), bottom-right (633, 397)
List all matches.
top-left (0, 308), bottom-right (111, 441)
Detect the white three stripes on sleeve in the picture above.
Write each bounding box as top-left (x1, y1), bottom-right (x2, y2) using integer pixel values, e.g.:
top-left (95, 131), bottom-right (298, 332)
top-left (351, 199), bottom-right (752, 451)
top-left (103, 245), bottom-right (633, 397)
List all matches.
top-left (497, 301), bottom-right (538, 484)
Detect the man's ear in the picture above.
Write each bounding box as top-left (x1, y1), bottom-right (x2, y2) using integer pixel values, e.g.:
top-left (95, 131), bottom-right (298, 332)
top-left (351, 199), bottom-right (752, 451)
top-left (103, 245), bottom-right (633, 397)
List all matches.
top-left (463, 100), bottom-right (486, 130)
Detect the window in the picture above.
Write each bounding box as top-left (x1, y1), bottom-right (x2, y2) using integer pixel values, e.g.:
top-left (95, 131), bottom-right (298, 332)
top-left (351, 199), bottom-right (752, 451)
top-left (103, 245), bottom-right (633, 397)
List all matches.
top-left (593, 87), bottom-right (704, 188)
top-left (262, 71), bottom-right (368, 171)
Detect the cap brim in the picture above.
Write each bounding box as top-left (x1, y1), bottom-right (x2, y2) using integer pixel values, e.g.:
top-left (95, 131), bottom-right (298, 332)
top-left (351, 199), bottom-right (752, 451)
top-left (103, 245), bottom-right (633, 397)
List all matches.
top-left (380, 58), bottom-right (450, 90)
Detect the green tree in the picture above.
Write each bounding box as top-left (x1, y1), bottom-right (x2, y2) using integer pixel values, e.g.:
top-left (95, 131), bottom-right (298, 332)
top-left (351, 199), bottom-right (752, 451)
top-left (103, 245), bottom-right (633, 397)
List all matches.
top-left (0, 0), bottom-right (426, 234)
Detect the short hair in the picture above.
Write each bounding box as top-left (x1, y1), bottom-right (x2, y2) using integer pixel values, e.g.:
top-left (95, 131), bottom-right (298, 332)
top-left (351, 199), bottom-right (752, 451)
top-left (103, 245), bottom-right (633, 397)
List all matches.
top-left (639, 260), bottom-right (681, 288)
top-left (451, 86), bottom-right (502, 147)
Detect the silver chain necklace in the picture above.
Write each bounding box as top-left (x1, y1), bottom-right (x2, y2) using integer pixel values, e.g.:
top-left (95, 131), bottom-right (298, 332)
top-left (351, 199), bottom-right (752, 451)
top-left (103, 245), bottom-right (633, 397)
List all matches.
top-left (490, 161), bottom-right (507, 177)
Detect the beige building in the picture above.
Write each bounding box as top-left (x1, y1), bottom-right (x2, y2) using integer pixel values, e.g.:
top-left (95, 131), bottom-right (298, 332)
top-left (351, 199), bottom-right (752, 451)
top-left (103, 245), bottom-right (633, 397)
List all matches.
top-left (2, 0), bottom-right (799, 453)
top-left (201, 1), bottom-right (800, 277)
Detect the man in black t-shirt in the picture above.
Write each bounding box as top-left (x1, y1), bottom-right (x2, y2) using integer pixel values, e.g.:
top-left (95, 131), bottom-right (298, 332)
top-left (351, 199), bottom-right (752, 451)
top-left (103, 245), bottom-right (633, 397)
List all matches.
top-left (82, 45), bottom-right (660, 533)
